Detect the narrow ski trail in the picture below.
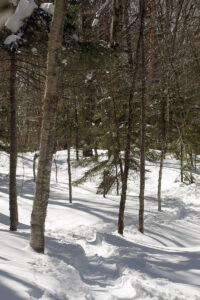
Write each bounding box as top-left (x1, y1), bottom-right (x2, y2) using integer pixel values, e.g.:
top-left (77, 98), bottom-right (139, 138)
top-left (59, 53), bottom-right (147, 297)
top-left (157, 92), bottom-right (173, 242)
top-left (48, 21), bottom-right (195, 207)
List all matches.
top-left (0, 150), bottom-right (200, 299)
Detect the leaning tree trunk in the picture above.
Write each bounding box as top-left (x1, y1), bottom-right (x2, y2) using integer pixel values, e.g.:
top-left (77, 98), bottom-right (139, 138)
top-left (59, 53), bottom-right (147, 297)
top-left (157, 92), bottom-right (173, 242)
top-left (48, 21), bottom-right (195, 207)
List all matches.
top-left (9, 53), bottom-right (18, 231)
top-left (30, 0), bottom-right (67, 253)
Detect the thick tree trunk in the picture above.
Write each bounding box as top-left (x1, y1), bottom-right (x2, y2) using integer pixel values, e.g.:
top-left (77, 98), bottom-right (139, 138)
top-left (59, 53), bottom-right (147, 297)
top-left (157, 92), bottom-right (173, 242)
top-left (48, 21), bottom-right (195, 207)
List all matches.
top-left (138, 0), bottom-right (146, 234)
top-left (30, 0), bottom-right (67, 253)
top-left (9, 54), bottom-right (18, 231)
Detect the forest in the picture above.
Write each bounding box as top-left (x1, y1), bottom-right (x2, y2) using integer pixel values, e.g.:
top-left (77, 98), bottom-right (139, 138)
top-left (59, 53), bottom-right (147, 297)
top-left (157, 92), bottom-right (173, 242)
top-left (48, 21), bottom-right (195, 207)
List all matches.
top-left (0, 0), bottom-right (200, 299)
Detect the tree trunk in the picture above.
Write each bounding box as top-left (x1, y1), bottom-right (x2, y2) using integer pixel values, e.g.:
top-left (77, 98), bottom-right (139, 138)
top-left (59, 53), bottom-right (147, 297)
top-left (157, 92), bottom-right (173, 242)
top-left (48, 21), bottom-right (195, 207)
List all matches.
top-left (118, 0), bottom-right (144, 235)
top-left (147, 0), bottom-right (155, 105)
top-left (112, 97), bottom-right (123, 181)
top-left (74, 101), bottom-right (79, 161)
top-left (138, 0), bottom-right (146, 234)
top-left (157, 100), bottom-right (167, 212)
top-left (30, 0), bottom-right (67, 253)
top-left (110, 0), bottom-right (125, 48)
top-left (180, 141), bottom-right (184, 183)
top-left (115, 164), bottom-right (119, 195)
top-left (9, 54), bottom-right (18, 231)
top-left (67, 141), bottom-right (72, 203)
top-left (158, 149), bottom-right (164, 212)
top-left (33, 153), bottom-right (39, 182)
top-left (83, 148), bottom-right (93, 157)
top-left (103, 170), bottom-right (106, 198)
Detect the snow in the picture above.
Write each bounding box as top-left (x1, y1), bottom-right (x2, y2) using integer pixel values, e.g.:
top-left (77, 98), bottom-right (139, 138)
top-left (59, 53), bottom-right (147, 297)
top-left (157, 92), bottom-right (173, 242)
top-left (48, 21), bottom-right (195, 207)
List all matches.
top-left (0, 150), bottom-right (200, 299)
top-left (5, 0), bottom-right (37, 33)
top-left (92, 0), bottom-right (110, 27)
top-left (40, 3), bottom-right (54, 15)
top-left (92, 18), bottom-right (99, 27)
top-left (10, 0), bottom-right (19, 6)
top-left (31, 47), bottom-right (38, 55)
top-left (4, 34), bottom-right (21, 45)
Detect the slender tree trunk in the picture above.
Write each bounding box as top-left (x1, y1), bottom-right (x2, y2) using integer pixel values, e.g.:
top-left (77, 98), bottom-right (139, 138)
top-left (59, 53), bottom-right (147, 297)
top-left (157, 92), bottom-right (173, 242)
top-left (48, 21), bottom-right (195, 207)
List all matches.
top-left (180, 141), bottom-right (184, 183)
top-left (74, 101), bottom-right (79, 161)
top-left (115, 164), bottom-right (119, 195)
top-left (9, 54), bottom-right (18, 231)
top-left (67, 139), bottom-right (72, 203)
top-left (157, 101), bottom-right (167, 211)
top-left (147, 0), bottom-right (155, 105)
top-left (189, 151), bottom-right (194, 184)
top-left (194, 154), bottom-right (197, 171)
top-left (110, 0), bottom-right (125, 48)
top-left (30, 0), bottom-right (67, 253)
top-left (112, 97), bottom-right (123, 180)
top-left (33, 153), bottom-right (39, 182)
top-left (138, 0), bottom-right (146, 234)
top-left (94, 147), bottom-right (98, 160)
top-left (158, 149), bottom-right (164, 211)
top-left (118, 0), bottom-right (144, 235)
top-left (103, 170), bottom-right (106, 198)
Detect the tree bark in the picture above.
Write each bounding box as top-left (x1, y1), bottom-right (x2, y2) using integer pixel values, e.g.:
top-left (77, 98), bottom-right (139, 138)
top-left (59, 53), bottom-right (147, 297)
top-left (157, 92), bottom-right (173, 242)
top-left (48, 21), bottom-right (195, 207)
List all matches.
top-left (147, 0), bottom-right (155, 105)
top-left (110, 0), bottom-right (125, 48)
top-left (158, 148), bottom-right (164, 212)
top-left (9, 54), bottom-right (18, 231)
top-left (30, 0), bottom-right (67, 253)
top-left (138, 0), bottom-right (146, 234)
top-left (157, 100), bottom-right (167, 211)
top-left (118, 0), bottom-right (144, 235)
top-left (74, 101), bottom-right (79, 161)
top-left (180, 141), bottom-right (184, 183)
top-left (67, 140), bottom-right (72, 203)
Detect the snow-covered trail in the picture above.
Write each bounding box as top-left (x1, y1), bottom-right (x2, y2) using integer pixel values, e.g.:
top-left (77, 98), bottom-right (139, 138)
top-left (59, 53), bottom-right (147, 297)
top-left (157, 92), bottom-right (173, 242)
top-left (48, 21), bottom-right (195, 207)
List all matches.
top-left (0, 150), bottom-right (200, 299)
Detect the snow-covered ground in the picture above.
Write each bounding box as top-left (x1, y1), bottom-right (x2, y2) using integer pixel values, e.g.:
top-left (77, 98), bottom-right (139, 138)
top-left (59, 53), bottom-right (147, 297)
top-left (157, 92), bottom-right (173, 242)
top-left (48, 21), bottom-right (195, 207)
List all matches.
top-left (0, 150), bottom-right (200, 299)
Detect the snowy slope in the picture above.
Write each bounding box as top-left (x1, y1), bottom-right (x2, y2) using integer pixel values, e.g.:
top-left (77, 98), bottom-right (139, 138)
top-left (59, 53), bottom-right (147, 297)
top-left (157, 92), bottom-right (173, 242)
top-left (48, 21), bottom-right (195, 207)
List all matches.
top-left (0, 150), bottom-right (200, 299)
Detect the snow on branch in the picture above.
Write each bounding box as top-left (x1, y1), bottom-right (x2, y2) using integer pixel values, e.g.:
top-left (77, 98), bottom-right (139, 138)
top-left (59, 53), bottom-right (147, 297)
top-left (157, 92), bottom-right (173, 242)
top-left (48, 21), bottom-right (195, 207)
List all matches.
top-left (92, 0), bottom-right (110, 27)
top-left (5, 0), bottom-right (37, 34)
top-left (40, 3), bottom-right (54, 15)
